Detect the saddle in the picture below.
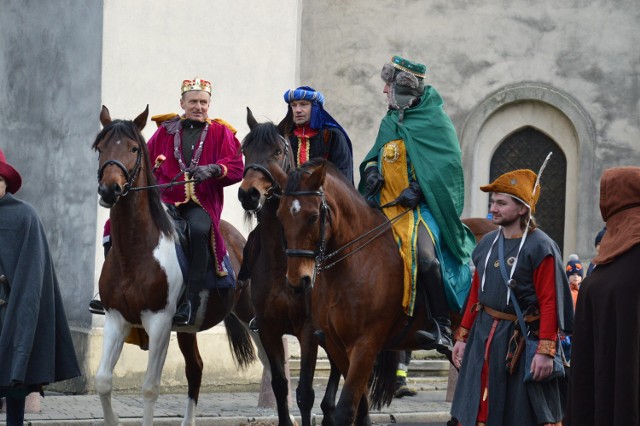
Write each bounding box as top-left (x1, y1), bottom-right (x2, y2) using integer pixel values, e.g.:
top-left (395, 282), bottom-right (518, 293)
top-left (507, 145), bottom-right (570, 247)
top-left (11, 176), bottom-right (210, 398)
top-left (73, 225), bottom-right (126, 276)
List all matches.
top-left (165, 204), bottom-right (236, 290)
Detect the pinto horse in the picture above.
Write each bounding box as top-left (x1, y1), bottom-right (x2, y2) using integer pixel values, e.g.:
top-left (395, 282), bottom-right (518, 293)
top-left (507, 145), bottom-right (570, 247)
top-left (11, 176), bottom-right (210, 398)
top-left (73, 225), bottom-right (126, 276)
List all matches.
top-left (94, 106), bottom-right (258, 426)
top-left (237, 109), bottom-right (342, 426)
top-left (275, 159), bottom-right (492, 425)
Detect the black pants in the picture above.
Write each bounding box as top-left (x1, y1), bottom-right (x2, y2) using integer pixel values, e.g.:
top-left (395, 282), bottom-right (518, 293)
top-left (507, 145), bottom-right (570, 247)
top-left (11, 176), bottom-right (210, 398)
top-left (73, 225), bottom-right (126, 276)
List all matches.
top-left (177, 202), bottom-right (212, 287)
top-left (416, 222), bottom-right (449, 321)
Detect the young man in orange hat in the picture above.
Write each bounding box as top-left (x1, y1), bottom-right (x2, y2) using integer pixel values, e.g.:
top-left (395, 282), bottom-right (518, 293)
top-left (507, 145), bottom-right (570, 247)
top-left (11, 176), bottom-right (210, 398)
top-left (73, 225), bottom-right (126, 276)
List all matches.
top-left (450, 169), bottom-right (573, 426)
top-left (0, 148), bottom-right (81, 425)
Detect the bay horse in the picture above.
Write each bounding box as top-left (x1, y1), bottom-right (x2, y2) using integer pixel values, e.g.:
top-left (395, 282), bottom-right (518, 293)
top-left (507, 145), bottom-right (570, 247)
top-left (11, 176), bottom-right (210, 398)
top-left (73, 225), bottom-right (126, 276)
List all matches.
top-left (237, 109), bottom-right (342, 426)
top-left (275, 159), bottom-right (492, 425)
top-left (94, 106), bottom-right (258, 426)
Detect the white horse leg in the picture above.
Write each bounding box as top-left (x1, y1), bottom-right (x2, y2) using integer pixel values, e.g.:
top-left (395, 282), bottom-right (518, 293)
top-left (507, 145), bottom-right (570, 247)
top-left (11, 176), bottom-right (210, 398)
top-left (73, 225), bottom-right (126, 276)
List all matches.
top-left (96, 311), bottom-right (130, 426)
top-left (140, 311), bottom-right (173, 426)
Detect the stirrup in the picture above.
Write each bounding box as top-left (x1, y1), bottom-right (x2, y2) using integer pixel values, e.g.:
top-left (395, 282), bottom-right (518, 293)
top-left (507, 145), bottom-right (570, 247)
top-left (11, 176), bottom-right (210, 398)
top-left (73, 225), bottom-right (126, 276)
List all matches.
top-left (173, 301), bottom-right (193, 326)
top-left (89, 299), bottom-right (105, 315)
top-left (248, 317), bottom-right (259, 332)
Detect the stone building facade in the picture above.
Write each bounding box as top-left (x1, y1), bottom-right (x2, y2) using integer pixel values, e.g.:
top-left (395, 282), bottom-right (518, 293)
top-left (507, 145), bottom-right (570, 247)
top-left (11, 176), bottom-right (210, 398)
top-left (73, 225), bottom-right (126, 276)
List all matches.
top-left (1, 0), bottom-right (638, 392)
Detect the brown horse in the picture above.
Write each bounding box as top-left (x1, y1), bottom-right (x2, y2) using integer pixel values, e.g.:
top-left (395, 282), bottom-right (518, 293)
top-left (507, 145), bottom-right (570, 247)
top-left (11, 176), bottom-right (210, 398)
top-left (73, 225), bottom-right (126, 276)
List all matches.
top-left (237, 109), bottom-right (342, 426)
top-left (275, 159), bottom-right (493, 425)
top-left (94, 106), bottom-right (258, 426)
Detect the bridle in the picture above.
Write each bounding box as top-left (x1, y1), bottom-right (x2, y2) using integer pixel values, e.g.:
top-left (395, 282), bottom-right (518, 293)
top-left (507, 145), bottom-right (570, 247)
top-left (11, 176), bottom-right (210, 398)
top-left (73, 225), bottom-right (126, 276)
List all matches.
top-left (284, 186), bottom-right (412, 273)
top-left (97, 139), bottom-right (143, 197)
top-left (242, 134), bottom-right (292, 199)
top-left (284, 189), bottom-right (331, 266)
top-left (97, 137), bottom-right (196, 199)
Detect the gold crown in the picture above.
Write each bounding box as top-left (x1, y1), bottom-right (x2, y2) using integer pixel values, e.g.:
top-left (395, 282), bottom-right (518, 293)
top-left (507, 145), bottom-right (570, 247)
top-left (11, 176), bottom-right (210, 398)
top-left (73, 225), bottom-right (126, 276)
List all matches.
top-left (181, 78), bottom-right (212, 95)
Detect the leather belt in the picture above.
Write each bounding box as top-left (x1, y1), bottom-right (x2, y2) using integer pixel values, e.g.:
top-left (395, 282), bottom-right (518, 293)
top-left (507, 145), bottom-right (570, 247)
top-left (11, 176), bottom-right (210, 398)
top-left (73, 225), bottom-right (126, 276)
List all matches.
top-left (478, 304), bottom-right (540, 323)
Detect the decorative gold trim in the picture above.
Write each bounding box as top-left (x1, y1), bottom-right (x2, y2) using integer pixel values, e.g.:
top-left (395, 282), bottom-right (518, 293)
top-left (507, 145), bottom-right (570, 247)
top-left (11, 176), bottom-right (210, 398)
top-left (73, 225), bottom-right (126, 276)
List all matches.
top-left (391, 62), bottom-right (426, 79)
top-left (536, 339), bottom-right (557, 356)
top-left (382, 140), bottom-right (401, 163)
top-left (454, 326), bottom-right (470, 342)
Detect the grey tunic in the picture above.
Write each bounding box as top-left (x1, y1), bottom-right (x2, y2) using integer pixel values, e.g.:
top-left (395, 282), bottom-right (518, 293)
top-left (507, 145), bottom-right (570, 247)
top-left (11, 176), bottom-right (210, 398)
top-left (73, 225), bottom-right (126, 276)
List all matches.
top-left (451, 229), bottom-right (573, 425)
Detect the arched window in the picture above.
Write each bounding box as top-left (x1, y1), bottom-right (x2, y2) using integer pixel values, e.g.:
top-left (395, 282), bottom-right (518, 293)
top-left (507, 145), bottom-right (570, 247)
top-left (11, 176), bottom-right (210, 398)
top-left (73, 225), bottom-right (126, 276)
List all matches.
top-left (489, 127), bottom-right (567, 251)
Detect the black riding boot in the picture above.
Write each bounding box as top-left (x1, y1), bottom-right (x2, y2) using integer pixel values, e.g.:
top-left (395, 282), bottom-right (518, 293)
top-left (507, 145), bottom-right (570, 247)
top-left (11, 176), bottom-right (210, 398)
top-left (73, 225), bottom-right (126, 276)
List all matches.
top-left (174, 202), bottom-right (210, 326)
top-left (416, 316), bottom-right (454, 356)
top-left (89, 241), bottom-right (112, 315)
top-left (414, 224), bottom-right (454, 356)
top-left (173, 287), bottom-right (202, 326)
top-left (89, 299), bottom-right (105, 315)
top-left (237, 227), bottom-right (259, 282)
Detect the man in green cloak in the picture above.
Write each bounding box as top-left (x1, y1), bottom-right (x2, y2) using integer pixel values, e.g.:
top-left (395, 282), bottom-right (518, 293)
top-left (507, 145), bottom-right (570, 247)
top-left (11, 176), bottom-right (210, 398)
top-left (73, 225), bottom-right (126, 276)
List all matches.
top-left (358, 56), bottom-right (476, 355)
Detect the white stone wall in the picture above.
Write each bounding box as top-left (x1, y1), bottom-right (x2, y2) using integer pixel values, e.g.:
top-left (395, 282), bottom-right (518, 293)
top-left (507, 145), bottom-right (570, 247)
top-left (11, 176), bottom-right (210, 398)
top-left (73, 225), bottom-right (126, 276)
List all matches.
top-left (89, 0), bottom-right (302, 392)
top-left (100, 0), bottom-right (301, 238)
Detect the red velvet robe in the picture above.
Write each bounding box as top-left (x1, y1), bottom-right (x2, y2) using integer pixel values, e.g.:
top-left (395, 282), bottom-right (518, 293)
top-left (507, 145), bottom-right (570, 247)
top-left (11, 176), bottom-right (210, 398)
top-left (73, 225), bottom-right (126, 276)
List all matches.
top-left (147, 118), bottom-right (243, 274)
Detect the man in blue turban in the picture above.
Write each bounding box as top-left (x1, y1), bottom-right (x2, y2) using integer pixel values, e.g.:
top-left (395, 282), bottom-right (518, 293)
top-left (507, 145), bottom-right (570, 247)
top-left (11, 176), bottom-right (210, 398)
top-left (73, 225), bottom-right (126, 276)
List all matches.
top-left (242, 86), bottom-right (353, 332)
top-left (279, 86), bottom-right (353, 182)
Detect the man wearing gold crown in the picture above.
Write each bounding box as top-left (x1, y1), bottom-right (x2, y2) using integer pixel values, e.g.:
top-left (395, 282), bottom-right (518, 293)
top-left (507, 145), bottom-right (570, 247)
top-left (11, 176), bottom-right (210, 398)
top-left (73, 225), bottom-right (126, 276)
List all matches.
top-left (145, 78), bottom-right (243, 326)
top-left (358, 56), bottom-right (476, 356)
top-left (450, 169), bottom-right (573, 426)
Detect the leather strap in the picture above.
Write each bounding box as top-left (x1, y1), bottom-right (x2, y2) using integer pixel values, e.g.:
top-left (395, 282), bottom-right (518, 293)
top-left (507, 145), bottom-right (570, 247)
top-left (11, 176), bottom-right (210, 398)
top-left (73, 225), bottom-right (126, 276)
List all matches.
top-left (481, 304), bottom-right (540, 323)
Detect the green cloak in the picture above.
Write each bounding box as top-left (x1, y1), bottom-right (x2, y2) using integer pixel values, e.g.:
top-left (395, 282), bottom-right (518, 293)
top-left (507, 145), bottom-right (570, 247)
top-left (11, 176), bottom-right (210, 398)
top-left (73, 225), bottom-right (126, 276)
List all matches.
top-left (358, 86), bottom-right (476, 308)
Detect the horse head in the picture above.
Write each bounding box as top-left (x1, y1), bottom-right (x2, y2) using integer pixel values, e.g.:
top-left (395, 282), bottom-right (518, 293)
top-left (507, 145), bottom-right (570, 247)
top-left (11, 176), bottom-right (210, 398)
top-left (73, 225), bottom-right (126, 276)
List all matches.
top-left (94, 105), bottom-right (149, 207)
top-left (238, 107), bottom-right (292, 212)
top-left (276, 159), bottom-right (332, 290)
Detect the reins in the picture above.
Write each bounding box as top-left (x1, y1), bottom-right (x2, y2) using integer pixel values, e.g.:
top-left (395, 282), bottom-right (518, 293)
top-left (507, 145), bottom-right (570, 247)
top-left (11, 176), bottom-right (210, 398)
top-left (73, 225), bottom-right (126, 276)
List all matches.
top-left (284, 188), bottom-right (412, 272)
top-left (319, 206), bottom-right (411, 272)
top-left (129, 177), bottom-right (196, 192)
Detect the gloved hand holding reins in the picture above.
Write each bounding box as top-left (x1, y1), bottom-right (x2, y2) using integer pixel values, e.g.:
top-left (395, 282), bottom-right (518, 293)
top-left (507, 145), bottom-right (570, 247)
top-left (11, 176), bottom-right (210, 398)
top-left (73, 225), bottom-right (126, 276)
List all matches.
top-left (189, 164), bottom-right (222, 183)
top-left (396, 180), bottom-right (423, 209)
top-left (363, 166), bottom-right (384, 207)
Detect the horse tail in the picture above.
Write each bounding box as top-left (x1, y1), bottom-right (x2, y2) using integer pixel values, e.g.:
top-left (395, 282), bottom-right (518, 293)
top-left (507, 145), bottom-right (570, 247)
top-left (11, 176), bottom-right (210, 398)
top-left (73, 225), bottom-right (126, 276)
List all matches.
top-left (369, 350), bottom-right (400, 410)
top-left (223, 312), bottom-right (256, 369)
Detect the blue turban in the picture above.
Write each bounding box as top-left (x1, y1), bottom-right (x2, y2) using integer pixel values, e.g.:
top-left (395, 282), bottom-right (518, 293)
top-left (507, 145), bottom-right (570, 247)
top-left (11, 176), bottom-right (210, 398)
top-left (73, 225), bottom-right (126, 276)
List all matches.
top-left (283, 86), bottom-right (352, 155)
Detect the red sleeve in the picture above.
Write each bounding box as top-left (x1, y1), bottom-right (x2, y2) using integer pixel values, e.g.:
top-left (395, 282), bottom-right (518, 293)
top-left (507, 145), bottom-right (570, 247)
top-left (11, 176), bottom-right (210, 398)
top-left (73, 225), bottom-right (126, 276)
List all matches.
top-left (211, 125), bottom-right (243, 186)
top-left (455, 270), bottom-right (480, 342)
top-left (533, 255), bottom-right (558, 342)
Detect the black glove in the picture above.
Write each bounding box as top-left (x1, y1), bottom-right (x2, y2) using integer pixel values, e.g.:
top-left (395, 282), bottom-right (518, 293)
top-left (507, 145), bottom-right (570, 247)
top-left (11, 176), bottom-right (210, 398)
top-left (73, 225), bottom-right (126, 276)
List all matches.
top-left (364, 167), bottom-right (384, 198)
top-left (189, 164), bottom-right (222, 183)
top-left (397, 180), bottom-right (423, 209)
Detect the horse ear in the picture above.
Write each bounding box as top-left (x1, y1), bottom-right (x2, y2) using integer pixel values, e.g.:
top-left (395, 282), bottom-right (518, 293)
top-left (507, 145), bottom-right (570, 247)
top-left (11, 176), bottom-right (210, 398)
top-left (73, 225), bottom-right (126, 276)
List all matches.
top-left (246, 107), bottom-right (258, 130)
top-left (100, 105), bottom-right (112, 127)
top-left (134, 105), bottom-right (149, 131)
top-left (308, 161), bottom-right (327, 189)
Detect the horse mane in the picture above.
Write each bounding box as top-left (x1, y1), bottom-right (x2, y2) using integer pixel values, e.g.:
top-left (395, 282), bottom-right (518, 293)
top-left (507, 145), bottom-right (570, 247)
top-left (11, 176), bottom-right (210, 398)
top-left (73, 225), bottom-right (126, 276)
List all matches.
top-left (93, 119), bottom-right (174, 237)
top-left (285, 158), bottom-right (373, 215)
top-left (241, 120), bottom-right (281, 151)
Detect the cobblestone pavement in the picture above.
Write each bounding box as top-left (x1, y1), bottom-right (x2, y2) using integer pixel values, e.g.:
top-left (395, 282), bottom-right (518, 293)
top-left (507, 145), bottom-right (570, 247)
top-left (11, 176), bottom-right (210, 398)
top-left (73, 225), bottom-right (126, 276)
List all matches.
top-left (0, 378), bottom-right (453, 425)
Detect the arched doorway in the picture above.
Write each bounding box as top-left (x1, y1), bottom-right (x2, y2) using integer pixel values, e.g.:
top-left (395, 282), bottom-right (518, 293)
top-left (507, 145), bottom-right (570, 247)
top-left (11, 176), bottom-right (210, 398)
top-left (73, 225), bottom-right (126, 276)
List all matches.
top-left (489, 127), bottom-right (567, 251)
